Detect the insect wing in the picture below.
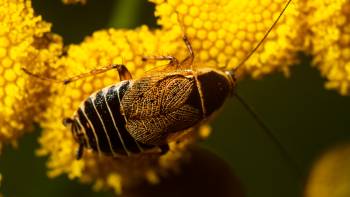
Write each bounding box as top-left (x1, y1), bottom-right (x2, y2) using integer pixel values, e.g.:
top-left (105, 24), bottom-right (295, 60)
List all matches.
top-left (121, 73), bottom-right (202, 144)
top-left (126, 105), bottom-right (201, 145)
top-left (121, 74), bottom-right (195, 118)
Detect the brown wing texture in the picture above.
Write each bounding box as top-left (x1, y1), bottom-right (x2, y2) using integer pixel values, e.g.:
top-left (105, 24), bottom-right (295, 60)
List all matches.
top-left (125, 105), bottom-right (201, 145)
top-left (122, 74), bottom-right (195, 118)
top-left (121, 74), bottom-right (202, 145)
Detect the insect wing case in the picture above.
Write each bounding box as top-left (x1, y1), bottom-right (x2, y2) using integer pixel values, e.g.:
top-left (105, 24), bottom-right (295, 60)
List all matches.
top-left (121, 72), bottom-right (203, 145)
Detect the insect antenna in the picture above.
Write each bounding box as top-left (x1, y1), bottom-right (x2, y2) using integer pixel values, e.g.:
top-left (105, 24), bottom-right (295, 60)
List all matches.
top-left (235, 93), bottom-right (302, 176)
top-left (230, 0), bottom-right (301, 176)
top-left (233, 0), bottom-right (293, 73)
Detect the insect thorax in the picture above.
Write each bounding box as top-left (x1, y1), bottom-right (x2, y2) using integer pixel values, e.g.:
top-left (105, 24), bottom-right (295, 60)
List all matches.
top-left (195, 68), bottom-right (235, 117)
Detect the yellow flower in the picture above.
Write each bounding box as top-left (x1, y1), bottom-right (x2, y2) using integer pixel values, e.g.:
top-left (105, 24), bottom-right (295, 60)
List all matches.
top-left (305, 144), bottom-right (350, 197)
top-left (303, 0), bottom-right (350, 95)
top-left (0, 0), bottom-right (62, 151)
top-left (151, 0), bottom-right (302, 78)
top-left (37, 26), bottom-right (202, 193)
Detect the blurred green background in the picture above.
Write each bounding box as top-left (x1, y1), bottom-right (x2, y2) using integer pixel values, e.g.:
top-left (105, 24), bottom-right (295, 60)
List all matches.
top-left (1, 0), bottom-right (350, 196)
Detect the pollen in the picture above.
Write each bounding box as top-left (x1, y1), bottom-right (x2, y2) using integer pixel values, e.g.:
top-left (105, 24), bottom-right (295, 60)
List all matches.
top-left (151, 0), bottom-right (302, 78)
top-left (0, 0), bottom-right (63, 151)
top-left (303, 0), bottom-right (350, 95)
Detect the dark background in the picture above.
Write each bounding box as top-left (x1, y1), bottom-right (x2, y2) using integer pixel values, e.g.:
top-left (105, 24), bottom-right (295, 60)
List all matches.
top-left (1, 0), bottom-right (349, 196)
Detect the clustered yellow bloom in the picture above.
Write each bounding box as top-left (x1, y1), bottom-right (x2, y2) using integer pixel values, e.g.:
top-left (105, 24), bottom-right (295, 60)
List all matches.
top-left (152, 0), bottom-right (302, 78)
top-left (0, 0), bottom-right (62, 152)
top-left (303, 0), bottom-right (350, 95)
top-left (1, 0), bottom-right (350, 195)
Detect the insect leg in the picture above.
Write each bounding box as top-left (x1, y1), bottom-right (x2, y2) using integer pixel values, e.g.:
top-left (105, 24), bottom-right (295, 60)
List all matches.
top-left (175, 12), bottom-right (195, 67)
top-left (63, 64), bottom-right (132, 84)
top-left (62, 117), bottom-right (85, 159)
top-left (141, 55), bottom-right (179, 67)
top-left (76, 143), bottom-right (84, 160)
top-left (179, 35), bottom-right (194, 67)
top-left (116, 64), bottom-right (133, 80)
top-left (21, 67), bottom-right (62, 83)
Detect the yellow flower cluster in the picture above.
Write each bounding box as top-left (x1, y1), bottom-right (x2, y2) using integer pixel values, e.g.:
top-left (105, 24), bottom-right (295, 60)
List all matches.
top-left (0, 0), bottom-right (62, 151)
top-left (303, 0), bottom-right (350, 95)
top-left (37, 26), bottom-right (206, 193)
top-left (151, 0), bottom-right (302, 78)
top-left (2, 0), bottom-right (350, 194)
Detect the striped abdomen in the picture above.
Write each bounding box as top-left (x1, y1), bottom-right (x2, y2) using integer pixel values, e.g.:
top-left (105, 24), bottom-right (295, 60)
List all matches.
top-left (73, 80), bottom-right (155, 156)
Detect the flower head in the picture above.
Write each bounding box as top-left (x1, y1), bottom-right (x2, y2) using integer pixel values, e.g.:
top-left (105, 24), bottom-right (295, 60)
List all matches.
top-left (303, 0), bottom-right (350, 95)
top-left (0, 0), bottom-right (62, 151)
top-left (151, 0), bottom-right (302, 78)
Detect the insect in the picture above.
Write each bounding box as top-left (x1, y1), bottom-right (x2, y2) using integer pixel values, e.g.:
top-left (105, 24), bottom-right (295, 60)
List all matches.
top-left (23, 0), bottom-right (295, 169)
top-left (60, 36), bottom-right (236, 159)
